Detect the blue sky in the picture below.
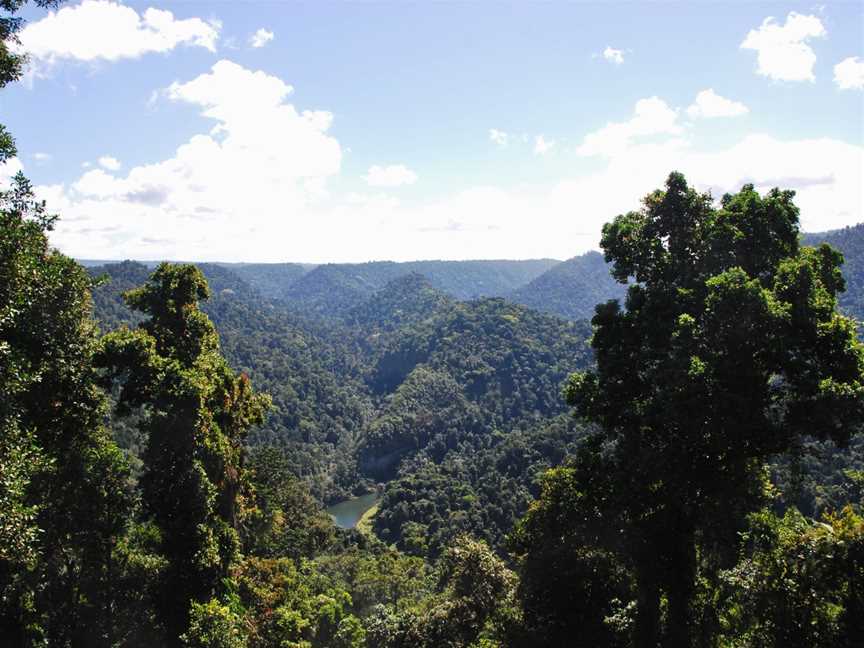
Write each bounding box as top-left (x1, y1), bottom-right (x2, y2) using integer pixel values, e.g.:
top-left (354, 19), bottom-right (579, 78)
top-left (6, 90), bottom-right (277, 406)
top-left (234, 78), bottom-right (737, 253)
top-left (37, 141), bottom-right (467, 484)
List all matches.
top-left (1, 1), bottom-right (862, 262)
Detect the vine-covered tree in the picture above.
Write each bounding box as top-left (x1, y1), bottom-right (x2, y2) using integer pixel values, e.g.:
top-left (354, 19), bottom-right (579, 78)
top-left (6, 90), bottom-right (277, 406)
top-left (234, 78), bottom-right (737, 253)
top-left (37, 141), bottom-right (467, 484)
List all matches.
top-left (566, 172), bottom-right (864, 647)
top-left (96, 264), bottom-right (270, 646)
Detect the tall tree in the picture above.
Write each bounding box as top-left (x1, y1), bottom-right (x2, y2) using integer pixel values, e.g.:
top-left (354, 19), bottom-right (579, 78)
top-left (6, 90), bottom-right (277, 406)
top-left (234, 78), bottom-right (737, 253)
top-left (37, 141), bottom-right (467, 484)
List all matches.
top-left (0, 172), bottom-right (132, 645)
top-left (566, 172), bottom-right (864, 647)
top-left (96, 264), bottom-right (270, 646)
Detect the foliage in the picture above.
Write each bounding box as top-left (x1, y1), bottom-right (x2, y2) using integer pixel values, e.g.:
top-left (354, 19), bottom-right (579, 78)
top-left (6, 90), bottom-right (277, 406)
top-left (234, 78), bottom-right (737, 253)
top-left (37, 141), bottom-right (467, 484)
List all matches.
top-left (374, 415), bottom-right (592, 557)
top-left (510, 465), bottom-right (634, 648)
top-left (95, 263), bottom-right (270, 645)
top-left (89, 260), bottom-right (373, 502)
top-left (509, 250), bottom-right (628, 321)
top-left (242, 446), bottom-right (336, 560)
top-left (183, 599), bottom-right (249, 648)
top-left (366, 537), bottom-right (515, 648)
top-left (805, 223), bottom-right (864, 322)
top-left (717, 506), bottom-right (864, 648)
top-left (0, 171), bottom-right (133, 645)
top-left (565, 173), bottom-right (864, 647)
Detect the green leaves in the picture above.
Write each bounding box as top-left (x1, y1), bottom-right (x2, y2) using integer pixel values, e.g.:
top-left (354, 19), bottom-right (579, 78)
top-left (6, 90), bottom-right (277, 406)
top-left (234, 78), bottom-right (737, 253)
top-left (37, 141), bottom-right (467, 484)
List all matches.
top-left (555, 172), bottom-right (864, 647)
top-left (97, 263), bottom-right (270, 644)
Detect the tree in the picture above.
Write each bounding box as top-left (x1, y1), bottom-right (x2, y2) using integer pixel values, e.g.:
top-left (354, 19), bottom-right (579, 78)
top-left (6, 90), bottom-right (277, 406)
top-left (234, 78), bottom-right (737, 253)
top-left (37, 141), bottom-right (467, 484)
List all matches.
top-left (0, 172), bottom-right (132, 645)
top-left (717, 506), bottom-right (864, 648)
top-left (96, 264), bottom-right (270, 646)
top-left (566, 172), bottom-right (864, 647)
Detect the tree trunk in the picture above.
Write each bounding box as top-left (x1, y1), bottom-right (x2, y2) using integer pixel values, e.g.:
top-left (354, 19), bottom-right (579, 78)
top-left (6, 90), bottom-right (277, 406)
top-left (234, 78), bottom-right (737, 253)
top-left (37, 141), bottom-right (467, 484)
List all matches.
top-left (664, 523), bottom-right (696, 648)
top-left (634, 564), bottom-right (661, 648)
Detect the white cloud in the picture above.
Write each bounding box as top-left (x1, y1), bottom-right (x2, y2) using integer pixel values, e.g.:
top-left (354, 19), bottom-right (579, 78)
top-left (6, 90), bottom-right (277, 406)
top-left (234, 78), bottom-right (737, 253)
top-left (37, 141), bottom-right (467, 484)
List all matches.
top-left (98, 155), bottom-right (121, 171)
top-left (45, 60), bottom-right (341, 261)
top-left (0, 157), bottom-right (24, 187)
top-left (18, 0), bottom-right (219, 76)
top-left (533, 135), bottom-right (555, 155)
top-left (577, 97), bottom-right (682, 157)
top-left (32, 152), bottom-right (52, 162)
top-left (834, 56), bottom-right (864, 90)
top-left (363, 164), bottom-right (418, 187)
top-left (250, 28), bottom-right (274, 48)
top-left (686, 89), bottom-right (749, 119)
top-left (603, 46), bottom-right (624, 65)
top-left (740, 12), bottom-right (826, 82)
top-left (489, 129), bottom-right (508, 147)
top-left (39, 77), bottom-right (863, 263)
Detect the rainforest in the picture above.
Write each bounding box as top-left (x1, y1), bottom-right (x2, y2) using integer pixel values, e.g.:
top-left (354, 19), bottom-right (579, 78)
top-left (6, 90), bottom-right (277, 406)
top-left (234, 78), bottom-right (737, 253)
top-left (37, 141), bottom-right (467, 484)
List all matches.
top-left (2, 2), bottom-right (863, 647)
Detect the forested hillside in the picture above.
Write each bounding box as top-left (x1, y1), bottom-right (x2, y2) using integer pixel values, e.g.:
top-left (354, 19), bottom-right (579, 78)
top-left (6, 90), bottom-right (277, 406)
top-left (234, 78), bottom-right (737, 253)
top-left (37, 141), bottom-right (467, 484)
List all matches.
top-left (4, 0), bottom-right (863, 645)
top-left (805, 223), bottom-right (864, 321)
top-left (216, 262), bottom-right (314, 300)
top-left (89, 260), bottom-right (592, 504)
top-left (508, 250), bottom-right (627, 321)
top-left (7, 168), bottom-right (864, 647)
top-left (277, 259), bottom-right (559, 317)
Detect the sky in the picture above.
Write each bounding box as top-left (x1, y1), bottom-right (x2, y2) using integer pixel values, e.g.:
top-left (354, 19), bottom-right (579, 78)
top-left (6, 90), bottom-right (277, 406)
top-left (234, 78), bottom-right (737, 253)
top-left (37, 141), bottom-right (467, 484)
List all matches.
top-left (1, 0), bottom-right (862, 263)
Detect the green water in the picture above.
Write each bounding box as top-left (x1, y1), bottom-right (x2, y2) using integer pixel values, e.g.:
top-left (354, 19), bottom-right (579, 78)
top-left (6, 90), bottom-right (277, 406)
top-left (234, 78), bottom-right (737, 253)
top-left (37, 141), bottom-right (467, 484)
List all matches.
top-left (326, 493), bottom-right (379, 529)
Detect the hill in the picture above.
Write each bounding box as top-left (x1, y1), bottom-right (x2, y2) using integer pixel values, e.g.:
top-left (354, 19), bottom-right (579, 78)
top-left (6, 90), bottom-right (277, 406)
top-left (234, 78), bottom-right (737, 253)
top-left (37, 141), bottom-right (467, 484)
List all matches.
top-left (88, 260), bottom-right (592, 510)
top-left (281, 258), bottom-right (559, 318)
top-left (804, 223), bottom-right (864, 321)
top-left (509, 250), bottom-right (626, 321)
top-left (88, 261), bottom-right (374, 501)
top-left (215, 262), bottom-right (314, 300)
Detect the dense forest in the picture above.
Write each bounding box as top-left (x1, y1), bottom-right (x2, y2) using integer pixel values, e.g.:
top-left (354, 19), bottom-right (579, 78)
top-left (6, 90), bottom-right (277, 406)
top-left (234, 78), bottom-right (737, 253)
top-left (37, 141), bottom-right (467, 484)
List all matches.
top-left (2, 3), bottom-right (864, 647)
top-left (7, 169), bottom-right (864, 646)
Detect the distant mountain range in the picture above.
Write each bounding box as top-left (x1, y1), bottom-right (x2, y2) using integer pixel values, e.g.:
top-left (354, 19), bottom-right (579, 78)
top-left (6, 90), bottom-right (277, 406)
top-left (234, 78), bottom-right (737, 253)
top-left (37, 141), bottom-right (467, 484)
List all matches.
top-left (85, 222), bottom-right (864, 555)
top-left (80, 222), bottom-right (864, 323)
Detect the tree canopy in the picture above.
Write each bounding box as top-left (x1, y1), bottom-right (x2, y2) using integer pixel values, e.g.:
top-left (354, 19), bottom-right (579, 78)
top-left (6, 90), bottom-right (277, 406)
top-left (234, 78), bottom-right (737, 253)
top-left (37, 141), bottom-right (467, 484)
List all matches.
top-left (563, 172), bottom-right (864, 647)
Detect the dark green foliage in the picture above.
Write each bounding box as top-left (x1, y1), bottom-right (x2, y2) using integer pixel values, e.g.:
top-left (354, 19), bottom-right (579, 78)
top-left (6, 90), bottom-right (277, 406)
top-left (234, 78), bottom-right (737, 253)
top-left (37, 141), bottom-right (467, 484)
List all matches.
top-left (95, 263), bottom-right (270, 645)
top-left (717, 507), bottom-right (864, 648)
top-left (368, 297), bottom-right (592, 420)
top-left (770, 433), bottom-right (864, 518)
top-left (0, 172), bottom-right (133, 645)
top-left (89, 260), bottom-right (374, 502)
top-left (359, 367), bottom-right (481, 479)
top-left (374, 416), bottom-right (593, 557)
top-left (510, 466), bottom-right (633, 648)
top-left (805, 223), bottom-right (864, 322)
top-left (565, 173), bottom-right (864, 647)
top-left (243, 446), bottom-right (336, 560)
top-left (366, 537), bottom-right (515, 648)
top-left (509, 250), bottom-right (628, 321)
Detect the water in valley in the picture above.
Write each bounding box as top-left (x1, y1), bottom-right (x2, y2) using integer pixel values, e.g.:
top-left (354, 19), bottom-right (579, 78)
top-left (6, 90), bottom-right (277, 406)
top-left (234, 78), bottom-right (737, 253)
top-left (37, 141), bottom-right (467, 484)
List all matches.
top-left (326, 492), bottom-right (379, 529)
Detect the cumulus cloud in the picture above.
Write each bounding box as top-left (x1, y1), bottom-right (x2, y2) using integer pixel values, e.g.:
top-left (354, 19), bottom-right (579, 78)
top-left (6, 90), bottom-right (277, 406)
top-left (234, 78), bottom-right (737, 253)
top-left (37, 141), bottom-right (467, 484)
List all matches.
top-left (577, 97), bottom-right (682, 157)
top-left (98, 155), bottom-right (121, 171)
top-left (603, 46), bottom-right (624, 64)
top-left (18, 0), bottom-right (219, 76)
top-left (39, 77), bottom-right (863, 263)
top-left (686, 89), bottom-right (749, 119)
top-left (489, 129), bottom-right (508, 147)
top-left (533, 135), bottom-right (555, 155)
top-left (740, 12), bottom-right (825, 81)
top-left (834, 56), bottom-right (864, 90)
top-left (250, 28), bottom-right (274, 48)
top-left (363, 164), bottom-right (418, 187)
top-left (45, 60), bottom-right (341, 261)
